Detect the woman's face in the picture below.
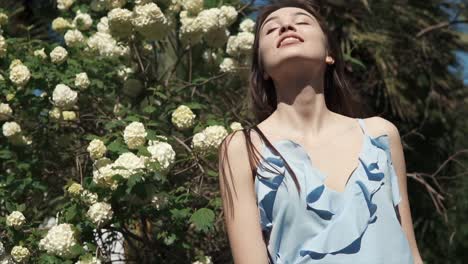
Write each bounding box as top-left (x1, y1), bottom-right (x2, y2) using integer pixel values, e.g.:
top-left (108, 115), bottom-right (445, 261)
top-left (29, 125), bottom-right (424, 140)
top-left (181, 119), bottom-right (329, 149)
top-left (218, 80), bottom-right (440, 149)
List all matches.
top-left (258, 7), bottom-right (328, 80)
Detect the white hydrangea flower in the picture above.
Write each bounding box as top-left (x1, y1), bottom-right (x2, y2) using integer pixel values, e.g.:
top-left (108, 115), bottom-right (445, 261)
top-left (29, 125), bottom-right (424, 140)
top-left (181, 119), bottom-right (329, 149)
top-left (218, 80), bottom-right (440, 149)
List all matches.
top-left (38, 223), bottom-right (78, 258)
top-left (49, 107), bottom-right (62, 120)
top-left (64, 29), bottom-right (85, 47)
top-left (9, 64), bottom-right (30, 87)
top-left (50, 46), bottom-right (68, 64)
top-left (90, 0), bottom-right (106, 12)
top-left (87, 139), bottom-right (106, 160)
top-left (181, 0), bottom-right (203, 15)
top-left (135, 0), bottom-right (152, 5)
top-left (97, 17), bottom-right (110, 33)
top-left (123, 121), bottom-right (147, 149)
top-left (191, 131), bottom-right (208, 153)
top-left (171, 105), bottom-right (196, 130)
top-left (203, 125), bottom-right (228, 148)
top-left (116, 65), bottom-right (134, 81)
top-left (0, 35), bottom-right (6, 58)
top-left (132, 3), bottom-right (169, 40)
top-left (67, 182), bottom-right (83, 197)
top-left (0, 255), bottom-right (14, 264)
top-left (52, 84), bottom-right (78, 109)
top-left (230, 121), bottom-right (243, 131)
top-left (195, 8), bottom-right (222, 34)
top-left (57, 0), bottom-right (75, 11)
top-left (179, 11), bottom-right (203, 45)
top-left (86, 32), bottom-right (129, 58)
top-left (146, 141), bottom-right (176, 172)
top-left (151, 193), bottom-right (169, 210)
top-left (33, 48), bottom-right (47, 59)
top-left (148, 135), bottom-right (168, 146)
top-left (192, 256), bottom-right (213, 264)
top-left (92, 159), bottom-right (118, 190)
top-left (226, 32), bottom-right (254, 57)
top-left (112, 152), bottom-right (145, 179)
top-left (2, 121), bottom-right (21, 138)
top-left (81, 190), bottom-right (98, 205)
top-left (204, 28), bottom-right (230, 48)
top-left (0, 103), bottom-right (12, 120)
top-left (9, 59), bottom-right (23, 70)
top-left (107, 8), bottom-right (133, 38)
top-left (106, 0), bottom-right (126, 9)
top-left (75, 256), bottom-right (102, 264)
top-left (10, 246), bottom-right (29, 263)
top-left (202, 51), bottom-right (217, 62)
top-left (38, 217), bottom-right (57, 229)
top-left (52, 17), bottom-right (72, 32)
top-left (75, 72), bottom-right (90, 90)
top-left (0, 13), bottom-right (8, 26)
top-left (219, 6), bottom-right (238, 27)
top-left (6, 211), bottom-right (26, 228)
top-left (239, 18), bottom-right (255, 33)
top-left (0, 241), bottom-right (5, 256)
top-left (87, 202), bottom-right (113, 226)
top-left (73, 10), bottom-right (93, 31)
top-left (62, 111), bottom-right (77, 121)
top-left (219, 57), bottom-right (238, 73)
top-left (191, 125), bottom-right (228, 154)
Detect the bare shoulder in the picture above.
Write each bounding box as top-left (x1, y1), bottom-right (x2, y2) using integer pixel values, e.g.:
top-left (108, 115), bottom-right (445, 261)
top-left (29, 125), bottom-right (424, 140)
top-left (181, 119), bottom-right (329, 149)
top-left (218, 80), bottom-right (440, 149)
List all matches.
top-left (219, 128), bottom-right (261, 160)
top-left (362, 116), bottom-right (400, 140)
top-left (219, 130), bottom-right (250, 173)
top-left (218, 128), bottom-right (261, 186)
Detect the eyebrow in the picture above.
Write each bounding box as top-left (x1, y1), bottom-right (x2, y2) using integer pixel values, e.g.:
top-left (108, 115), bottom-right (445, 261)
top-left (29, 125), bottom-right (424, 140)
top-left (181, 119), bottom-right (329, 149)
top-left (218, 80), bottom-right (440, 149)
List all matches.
top-left (261, 11), bottom-right (314, 31)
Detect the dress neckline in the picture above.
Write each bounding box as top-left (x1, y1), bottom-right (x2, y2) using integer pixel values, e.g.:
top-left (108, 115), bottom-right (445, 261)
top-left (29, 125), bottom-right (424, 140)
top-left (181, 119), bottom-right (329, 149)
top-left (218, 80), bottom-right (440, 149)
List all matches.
top-left (255, 118), bottom-right (369, 194)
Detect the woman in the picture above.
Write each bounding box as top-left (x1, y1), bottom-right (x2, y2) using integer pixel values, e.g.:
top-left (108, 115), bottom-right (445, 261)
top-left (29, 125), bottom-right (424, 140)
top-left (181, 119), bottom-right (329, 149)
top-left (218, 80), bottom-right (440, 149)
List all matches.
top-left (218, 0), bottom-right (423, 263)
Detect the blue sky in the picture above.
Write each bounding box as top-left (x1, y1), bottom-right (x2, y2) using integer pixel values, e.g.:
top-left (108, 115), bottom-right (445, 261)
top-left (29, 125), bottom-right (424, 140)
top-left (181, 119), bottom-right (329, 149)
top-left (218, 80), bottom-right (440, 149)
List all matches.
top-left (245, 0), bottom-right (467, 85)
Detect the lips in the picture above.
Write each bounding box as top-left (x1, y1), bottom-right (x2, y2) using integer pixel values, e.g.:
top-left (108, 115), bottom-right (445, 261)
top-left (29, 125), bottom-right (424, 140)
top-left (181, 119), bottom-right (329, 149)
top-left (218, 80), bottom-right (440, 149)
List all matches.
top-left (277, 33), bottom-right (304, 48)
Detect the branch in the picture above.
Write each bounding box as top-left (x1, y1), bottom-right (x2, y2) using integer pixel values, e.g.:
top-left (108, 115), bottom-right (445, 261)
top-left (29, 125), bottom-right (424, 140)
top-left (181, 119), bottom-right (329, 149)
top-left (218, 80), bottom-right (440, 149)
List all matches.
top-left (417, 19), bottom-right (468, 37)
top-left (406, 148), bottom-right (468, 223)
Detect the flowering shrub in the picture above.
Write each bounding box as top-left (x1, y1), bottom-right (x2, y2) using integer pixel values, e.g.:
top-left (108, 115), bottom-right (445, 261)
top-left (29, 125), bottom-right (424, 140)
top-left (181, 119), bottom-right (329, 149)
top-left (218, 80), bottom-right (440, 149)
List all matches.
top-left (0, 0), bottom-right (251, 262)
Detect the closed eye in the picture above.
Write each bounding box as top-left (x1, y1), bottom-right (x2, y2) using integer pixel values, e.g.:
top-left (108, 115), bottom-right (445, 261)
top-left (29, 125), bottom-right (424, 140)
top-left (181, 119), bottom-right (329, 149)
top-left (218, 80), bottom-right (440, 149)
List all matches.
top-left (266, 23), bottom-right (309, 34)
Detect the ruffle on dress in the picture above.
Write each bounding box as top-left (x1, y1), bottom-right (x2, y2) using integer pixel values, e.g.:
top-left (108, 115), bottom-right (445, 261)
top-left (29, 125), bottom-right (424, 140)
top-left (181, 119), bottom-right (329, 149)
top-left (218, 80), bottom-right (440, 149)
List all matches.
top-left (255, 155), bottom-right (286, 234)
top-left (300, 134), bottom-right (402, 260)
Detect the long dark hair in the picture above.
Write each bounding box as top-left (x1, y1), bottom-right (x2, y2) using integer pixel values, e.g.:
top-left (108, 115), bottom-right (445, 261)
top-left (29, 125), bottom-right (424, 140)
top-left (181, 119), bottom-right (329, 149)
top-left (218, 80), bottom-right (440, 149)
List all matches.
top-left (218, 0), bottom-right (364, 220)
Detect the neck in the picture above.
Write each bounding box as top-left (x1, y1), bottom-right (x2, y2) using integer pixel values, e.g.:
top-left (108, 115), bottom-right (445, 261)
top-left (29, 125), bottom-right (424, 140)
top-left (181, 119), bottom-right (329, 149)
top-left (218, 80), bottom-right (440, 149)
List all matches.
top-left (269, 69), bottom-right (337, 137)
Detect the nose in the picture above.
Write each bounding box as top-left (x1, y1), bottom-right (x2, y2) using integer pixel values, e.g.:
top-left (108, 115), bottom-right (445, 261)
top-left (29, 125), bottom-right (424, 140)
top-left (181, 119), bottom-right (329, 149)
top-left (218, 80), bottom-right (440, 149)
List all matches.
top-left (279, 22), bottom-right (296, 34)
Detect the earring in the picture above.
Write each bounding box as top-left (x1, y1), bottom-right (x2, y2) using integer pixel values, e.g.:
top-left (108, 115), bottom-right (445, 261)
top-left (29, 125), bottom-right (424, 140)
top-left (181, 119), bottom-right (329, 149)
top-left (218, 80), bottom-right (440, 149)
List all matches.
top-left (325, 56), bottom-right (335, 65)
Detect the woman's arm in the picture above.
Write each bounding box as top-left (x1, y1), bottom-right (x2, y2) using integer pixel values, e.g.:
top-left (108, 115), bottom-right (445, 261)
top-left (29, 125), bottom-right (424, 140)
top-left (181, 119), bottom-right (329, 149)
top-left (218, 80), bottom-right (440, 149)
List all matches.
top-left (218, 132), bottom-right (269, 264)
top-left (376, 117), bottom-right (424, 264)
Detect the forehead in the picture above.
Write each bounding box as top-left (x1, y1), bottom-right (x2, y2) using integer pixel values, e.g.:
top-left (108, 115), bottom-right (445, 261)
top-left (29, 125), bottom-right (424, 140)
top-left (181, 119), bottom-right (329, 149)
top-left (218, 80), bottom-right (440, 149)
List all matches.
top-left (263, 7), bottom-right (312, 22)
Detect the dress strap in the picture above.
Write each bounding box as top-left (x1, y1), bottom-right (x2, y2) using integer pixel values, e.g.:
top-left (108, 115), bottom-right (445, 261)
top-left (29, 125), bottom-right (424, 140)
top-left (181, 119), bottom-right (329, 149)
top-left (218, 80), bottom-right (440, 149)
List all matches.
top-left (356, 118), bottom-right (368, 135)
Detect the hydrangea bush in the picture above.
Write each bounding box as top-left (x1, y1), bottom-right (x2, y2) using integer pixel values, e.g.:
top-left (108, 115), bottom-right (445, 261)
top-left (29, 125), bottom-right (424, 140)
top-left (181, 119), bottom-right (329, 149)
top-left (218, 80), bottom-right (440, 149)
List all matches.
top-left (0, 0), bottom-right (251, 263)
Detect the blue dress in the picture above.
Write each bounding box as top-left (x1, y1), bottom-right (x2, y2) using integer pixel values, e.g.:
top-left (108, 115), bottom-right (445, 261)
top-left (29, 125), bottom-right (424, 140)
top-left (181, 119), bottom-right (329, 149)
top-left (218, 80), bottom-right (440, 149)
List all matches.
top-left (254, 118), bottom-right (414, 263)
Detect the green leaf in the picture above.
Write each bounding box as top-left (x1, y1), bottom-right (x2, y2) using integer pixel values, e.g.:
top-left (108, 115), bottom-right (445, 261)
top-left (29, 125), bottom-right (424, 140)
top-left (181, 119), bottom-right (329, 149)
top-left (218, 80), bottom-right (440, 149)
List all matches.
top-left (185, 102), bottom-right (204, 110)
top-left (127, 174), bottom-right (144, 188)
top-left (206, 169), bottom-right (218, 178)
top-left (189, 208), bottom-right (215, 232)
top-left (0, 150), bottom-right (12, 159)
top-left (64, 204), bottom-right (78, 222)
top-left (343, 53), bottom-right (367, 70)
top-left (69, 243), bottom-right (85, 257)
top-left (107, 139), bottom-right (127, 154)
top-left (170, 208), bottom-right (191, 220)
top-left (143, 105), bottom-right (157, 114)
top-left (16, 203), bottom-right (26, 211)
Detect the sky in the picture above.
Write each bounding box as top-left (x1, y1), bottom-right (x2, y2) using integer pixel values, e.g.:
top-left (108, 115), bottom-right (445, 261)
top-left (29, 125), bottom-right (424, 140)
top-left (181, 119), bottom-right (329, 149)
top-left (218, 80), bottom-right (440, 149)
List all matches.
top-left (245, 0), bottom-right (468, 85)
